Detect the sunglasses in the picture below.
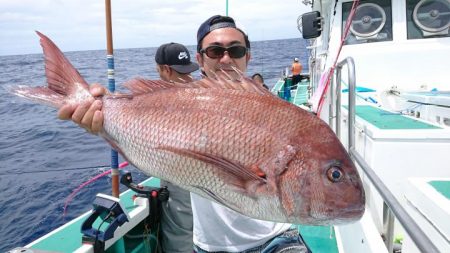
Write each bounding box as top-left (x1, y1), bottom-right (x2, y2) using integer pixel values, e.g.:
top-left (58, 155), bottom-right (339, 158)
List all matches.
top-left (200, 45), bottom-right (248, 59)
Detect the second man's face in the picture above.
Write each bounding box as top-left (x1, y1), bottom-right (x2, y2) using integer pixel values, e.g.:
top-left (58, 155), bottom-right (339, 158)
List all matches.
top-left (156, 64), bottom-right (194, 83)
top-left (197, 28), bottom-right (250, 80)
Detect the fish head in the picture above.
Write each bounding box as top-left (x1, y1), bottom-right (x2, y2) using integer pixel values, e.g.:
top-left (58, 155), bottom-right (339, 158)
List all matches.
top-left (279, 122), bottom-right (365, 225)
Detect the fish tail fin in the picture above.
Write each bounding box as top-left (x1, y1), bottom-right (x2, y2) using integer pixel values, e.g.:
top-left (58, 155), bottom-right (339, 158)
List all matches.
top-left (9, 85), bottom-right (66, 108)
top-left (9, 31), bottom-right (92, 108)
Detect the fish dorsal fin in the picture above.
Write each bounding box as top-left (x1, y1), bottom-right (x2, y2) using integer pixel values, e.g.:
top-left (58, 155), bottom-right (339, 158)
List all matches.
top-left (123, 69), bottom-right (273, 96)
top-left (123, 78), bottom-right (183, 95)
top-left (36, 31), bottom-right (90, 96)
top-left (193, 69), bottom-right (271, 95)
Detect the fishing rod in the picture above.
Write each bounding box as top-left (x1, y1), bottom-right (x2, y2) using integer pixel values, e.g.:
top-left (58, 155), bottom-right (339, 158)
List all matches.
top-left (0, 165), bottom-right (110, 176)
top-left (226, 0), bottom-right (229, 16)
top-left (105, 0), bottom-right (120, 198)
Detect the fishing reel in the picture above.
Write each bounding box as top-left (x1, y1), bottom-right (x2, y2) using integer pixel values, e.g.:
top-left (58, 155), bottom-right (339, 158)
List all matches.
top-left (120, 171), bottom-right (169, 201)
top-left (120, 171), bottom-right (169, 229)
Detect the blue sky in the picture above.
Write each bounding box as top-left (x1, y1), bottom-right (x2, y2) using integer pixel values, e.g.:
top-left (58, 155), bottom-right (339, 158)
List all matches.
top-left (0, 0), bottom-right (310, 56)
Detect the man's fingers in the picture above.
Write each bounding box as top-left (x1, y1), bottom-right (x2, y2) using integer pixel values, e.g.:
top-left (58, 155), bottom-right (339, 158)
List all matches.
top-left (71, 102), bottom-right (92, 124)
top-left (80, 100), bottom-right (102, 131)
top-left (57, 84), bottom-right (106, 134)
top-left (91, 110), bottom-right (104, 134)
top-left (90, 84), bottom-right (108, 97)
top-left (58, 104), bottom-right (76, 120)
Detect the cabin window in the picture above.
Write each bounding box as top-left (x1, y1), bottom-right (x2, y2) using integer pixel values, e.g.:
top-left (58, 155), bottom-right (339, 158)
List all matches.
top-left (406, 0), bottom-right (450, 39)
top-left (342, 0), bottom-right (393, 45)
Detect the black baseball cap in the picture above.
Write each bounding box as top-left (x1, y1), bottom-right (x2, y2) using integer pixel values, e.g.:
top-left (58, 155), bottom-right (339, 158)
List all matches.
top-left (197, 15), bottom-right (250, 52)
top-left (155, 43), bottom-right (199, 74)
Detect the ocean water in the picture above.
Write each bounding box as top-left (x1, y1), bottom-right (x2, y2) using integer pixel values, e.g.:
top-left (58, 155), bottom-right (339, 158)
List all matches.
top-left (0, 37), bottom-right (309, 252)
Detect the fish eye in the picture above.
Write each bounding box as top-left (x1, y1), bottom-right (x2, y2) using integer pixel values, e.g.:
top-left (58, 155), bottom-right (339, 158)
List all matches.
top-left (327, 166), bottom-right (343, 182)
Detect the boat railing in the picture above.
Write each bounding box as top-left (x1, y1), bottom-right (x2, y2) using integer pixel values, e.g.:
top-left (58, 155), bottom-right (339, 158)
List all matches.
top-left (333, 57), bottom-right (440, 253)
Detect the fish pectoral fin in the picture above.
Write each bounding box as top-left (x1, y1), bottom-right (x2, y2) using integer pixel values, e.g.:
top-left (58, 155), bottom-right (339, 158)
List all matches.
top-left (192, 185), bottom-right (238, 211)
top-left (249, 164), bottom-right (267, 179)
top-left (270, 144), bottom-right (298, 176)
top-left (156, 146), bottom-right (266, 191)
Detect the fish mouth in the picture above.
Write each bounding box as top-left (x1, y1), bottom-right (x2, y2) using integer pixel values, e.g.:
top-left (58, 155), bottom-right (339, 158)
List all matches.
top-left (308, 200), bottom-right (365, 224)
top-left (308, 207), bottom-right (365, 225)
top-left (339, 193), bottom-right (366, 221)
top-left (313, 206), bottom-right (364, 218)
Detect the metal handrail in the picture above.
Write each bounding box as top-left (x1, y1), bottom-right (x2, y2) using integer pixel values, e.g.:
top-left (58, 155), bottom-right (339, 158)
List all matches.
top-left (335, 58), bottom-right (356, 143)
top-left (334, 57), bottom-right (440, 253)
top-left (350, 150), bottom-right (439, 253)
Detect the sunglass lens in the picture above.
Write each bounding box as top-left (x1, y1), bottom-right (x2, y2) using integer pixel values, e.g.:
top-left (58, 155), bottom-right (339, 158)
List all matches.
top-left (206, 46), bottom-right (225, 59)
top-left (228, 46), bottom-right (247, 58)
top-left (204, 46), bottom-right (247, 59)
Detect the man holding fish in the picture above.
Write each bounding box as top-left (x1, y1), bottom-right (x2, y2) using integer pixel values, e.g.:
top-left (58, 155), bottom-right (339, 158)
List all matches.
top-left (57, 15), bottom-right (313, 253)
top-left (191, 15), bottom-right (313, 253)
top-left (12, 15), bottom-right (365, 253)
top-left (56, 15), bottom-right (312, 252)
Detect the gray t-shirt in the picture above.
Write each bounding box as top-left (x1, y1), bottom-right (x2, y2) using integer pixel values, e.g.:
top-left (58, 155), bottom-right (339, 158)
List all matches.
top-left (160, 180), bottom-right (193, 253)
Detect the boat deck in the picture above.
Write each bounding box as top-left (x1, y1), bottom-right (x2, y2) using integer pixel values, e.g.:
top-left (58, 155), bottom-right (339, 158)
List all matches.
top-left (348, 105), bottom-right (441, 129)
top-left (271, 79), bottom-right (310, 107)
top-left (27, 178), bottom-right (160, 253)
top-left (299, 225), bottom-right (339, 253)
top-left (403, 178), bottom-right (450, 252)
top-left (26, 176), bottom-right (338, 253)
top-left (429, 180), bottom-right (450, 199)
top-left (340, 104), bottom-right (450, 252)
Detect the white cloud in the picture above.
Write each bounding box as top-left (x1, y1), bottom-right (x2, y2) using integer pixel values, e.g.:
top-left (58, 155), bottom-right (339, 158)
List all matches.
top-left (0, 0), bottom-right (310, 56)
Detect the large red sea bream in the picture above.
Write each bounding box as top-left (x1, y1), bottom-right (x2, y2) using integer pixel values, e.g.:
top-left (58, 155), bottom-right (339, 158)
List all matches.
top-left (11, 32), bottom-right (365, 225)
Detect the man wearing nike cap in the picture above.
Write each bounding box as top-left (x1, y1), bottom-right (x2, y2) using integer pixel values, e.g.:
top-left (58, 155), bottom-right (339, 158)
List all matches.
top-left (155, 42), bottom-right (199, 83)
top-left (155, 42), bottom-right (199, 253)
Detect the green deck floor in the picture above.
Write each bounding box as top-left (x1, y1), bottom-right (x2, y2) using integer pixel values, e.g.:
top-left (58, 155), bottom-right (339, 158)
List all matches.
top-left (272, 79), bottom-right (310, 107)
top-left (292, 83), bottom-right (309, 106)
top-left (349, 105), bottom-right (441, 129)
top-left (299, 225), bottom-right (338, 253)
top-left (271, 80), bottom-right (440, 131)
top-left (271, 80), bottom-right (285, 94)
top-left (429, 180), bottom-right (450, 200)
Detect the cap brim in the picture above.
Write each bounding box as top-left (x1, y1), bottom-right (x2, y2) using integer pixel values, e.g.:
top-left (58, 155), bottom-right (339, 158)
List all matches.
top-left (170, 62), bottom-right (199, 74)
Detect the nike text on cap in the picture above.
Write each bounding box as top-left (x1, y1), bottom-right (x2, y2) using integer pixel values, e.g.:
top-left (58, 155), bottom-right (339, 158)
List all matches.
top-left (155, 42), bottom-right (199, 74)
